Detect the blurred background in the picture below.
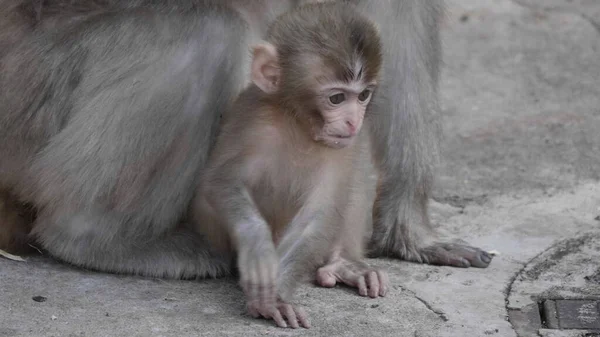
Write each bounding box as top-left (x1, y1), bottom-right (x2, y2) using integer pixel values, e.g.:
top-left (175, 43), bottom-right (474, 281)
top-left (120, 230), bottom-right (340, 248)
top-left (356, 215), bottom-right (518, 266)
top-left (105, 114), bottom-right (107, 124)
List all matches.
top-left (437, 0), bottom-right (599, 200)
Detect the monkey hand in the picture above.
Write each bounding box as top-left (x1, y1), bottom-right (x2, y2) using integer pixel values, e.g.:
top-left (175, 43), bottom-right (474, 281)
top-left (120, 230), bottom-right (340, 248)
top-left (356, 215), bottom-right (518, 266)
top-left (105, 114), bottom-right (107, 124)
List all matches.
top-left (237, 241), bottom-right (308, 328)
top-left (237, 240), bottom-right (279, 309)
top-left (247, 297), bottom-right (311, 329)
top-left (316, 257), bottom-right (388, 298)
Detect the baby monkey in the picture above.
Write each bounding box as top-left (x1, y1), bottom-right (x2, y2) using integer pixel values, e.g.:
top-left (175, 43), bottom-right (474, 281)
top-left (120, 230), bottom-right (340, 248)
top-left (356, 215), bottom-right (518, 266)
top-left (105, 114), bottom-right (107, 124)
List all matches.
top-left (193, 2), bottom-right (387, 329)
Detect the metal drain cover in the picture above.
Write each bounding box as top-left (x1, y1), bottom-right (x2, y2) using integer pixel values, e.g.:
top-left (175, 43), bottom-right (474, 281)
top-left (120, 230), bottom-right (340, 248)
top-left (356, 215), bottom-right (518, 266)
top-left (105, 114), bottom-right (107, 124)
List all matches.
top-left (541, 299), bottom-right (600, 330)
top-left (506, 232), bottom-right (600, 336)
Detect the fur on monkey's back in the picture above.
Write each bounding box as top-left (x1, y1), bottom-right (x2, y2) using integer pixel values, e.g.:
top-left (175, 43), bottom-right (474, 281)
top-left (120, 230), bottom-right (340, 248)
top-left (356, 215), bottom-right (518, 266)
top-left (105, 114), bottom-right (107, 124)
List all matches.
top-left (4, 0), bottom-right (293, 24)
top-left (9, 0), bottom-right (240, 14)
top-left (0, 0), bottom-right (254, 39)
top-left (0, 0), bottom-right (252, 213)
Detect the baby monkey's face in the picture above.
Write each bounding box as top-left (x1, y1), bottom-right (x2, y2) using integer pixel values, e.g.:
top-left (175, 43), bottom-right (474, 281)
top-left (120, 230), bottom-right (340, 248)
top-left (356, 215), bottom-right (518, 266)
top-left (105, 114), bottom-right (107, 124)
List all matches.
top-left (249, 10), bottom-right (382, 151)
top-left (309, 78), bottom-right (377, 149)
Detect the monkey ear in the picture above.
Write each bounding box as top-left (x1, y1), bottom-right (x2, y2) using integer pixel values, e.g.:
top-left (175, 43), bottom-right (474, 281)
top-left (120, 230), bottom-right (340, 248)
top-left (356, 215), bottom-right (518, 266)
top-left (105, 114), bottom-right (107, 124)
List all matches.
top-left (251, 43), bottom-right (281, 94)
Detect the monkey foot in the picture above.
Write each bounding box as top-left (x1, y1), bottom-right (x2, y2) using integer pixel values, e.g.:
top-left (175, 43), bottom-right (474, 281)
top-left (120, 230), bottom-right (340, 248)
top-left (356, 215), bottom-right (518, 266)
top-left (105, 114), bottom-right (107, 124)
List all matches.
top-left (247, 299), bottom-right (311, 329)
top-left (419, 242), bottom-right (493, 268)
top-left (316, 258), bottom-right (388, 298)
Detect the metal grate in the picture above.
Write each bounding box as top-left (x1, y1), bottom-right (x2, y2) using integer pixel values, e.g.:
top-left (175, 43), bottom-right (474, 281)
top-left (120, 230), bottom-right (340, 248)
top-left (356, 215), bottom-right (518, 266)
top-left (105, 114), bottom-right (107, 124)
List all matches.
top-left (540, 299), bottom-right (600, 330)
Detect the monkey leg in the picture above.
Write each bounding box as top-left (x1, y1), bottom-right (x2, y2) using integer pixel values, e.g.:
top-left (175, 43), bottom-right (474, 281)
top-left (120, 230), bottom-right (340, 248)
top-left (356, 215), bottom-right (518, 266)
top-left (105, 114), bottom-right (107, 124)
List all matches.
top-left (31, 210), bottom-right (231, 279)
top-left (361, 0), bottom-right (492, 268)
top-left (369, 188), bottom-right (492, 268)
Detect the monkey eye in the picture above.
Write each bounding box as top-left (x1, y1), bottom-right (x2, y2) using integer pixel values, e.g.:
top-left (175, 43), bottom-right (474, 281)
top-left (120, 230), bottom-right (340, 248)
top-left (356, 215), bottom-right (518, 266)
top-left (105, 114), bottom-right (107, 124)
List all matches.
top-left (358, 89), bottom-right (371, 102)
top-left (329, 93), bottom-right (346, 105)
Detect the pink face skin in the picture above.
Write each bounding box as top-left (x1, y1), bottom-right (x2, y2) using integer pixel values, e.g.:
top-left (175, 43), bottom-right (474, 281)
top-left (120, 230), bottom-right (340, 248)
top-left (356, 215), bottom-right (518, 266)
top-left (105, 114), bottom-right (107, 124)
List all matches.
top-left (311, 81), bottom-right (376, 149)
top-left (249, 43), bottom-right (378, 150)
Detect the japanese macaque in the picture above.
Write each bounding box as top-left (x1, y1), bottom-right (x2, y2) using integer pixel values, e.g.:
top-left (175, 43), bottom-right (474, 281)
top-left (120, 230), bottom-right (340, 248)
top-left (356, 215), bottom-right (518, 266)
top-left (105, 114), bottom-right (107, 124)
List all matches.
top-left (0, 0), bottom-right (491, 286)
top-left (192, 3), bottom-right (387, 328)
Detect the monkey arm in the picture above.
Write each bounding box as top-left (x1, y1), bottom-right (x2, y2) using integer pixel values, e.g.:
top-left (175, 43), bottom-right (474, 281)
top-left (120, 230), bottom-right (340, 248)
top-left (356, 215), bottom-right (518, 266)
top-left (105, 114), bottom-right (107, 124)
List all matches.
top-left (200, 151), bottom-right (289, 310)
top-left (274, 191), bottom-right (339, 302)
top-left (204, 170), bottom-right (278, 274)
top-left (276, 216), bottom-right (332, 302)
top-left (204, 170), bottom-right (312, 328)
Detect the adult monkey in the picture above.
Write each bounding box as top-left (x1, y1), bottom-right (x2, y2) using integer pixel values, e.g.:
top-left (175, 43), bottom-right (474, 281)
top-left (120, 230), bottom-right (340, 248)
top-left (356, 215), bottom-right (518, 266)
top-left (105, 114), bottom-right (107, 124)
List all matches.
top-left (0, 0), bottom-right (492, 277)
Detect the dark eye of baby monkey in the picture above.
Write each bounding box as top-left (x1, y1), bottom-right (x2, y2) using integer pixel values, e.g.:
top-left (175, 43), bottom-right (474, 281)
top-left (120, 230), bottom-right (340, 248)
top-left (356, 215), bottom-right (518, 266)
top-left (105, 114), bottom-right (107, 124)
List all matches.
top-left (329, 93), bottom-right (346, 105)
top-left (358, 89), bottom-right (371, 102)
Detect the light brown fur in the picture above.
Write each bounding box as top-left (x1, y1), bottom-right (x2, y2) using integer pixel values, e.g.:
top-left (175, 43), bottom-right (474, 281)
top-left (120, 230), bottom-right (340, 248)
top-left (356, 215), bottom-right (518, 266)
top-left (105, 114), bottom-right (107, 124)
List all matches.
top-left (199, 88), bottom-right (361, 249)
top-left (191, 3), bottom-right (387, 329)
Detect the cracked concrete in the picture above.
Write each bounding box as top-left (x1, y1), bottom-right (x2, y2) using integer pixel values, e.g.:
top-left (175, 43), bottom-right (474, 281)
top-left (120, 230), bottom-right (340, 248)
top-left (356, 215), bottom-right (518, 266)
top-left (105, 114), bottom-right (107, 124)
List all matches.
top-left (399, 286), bottom-right (450, 323)
top-left (1, 0), bottom-right (599, 336)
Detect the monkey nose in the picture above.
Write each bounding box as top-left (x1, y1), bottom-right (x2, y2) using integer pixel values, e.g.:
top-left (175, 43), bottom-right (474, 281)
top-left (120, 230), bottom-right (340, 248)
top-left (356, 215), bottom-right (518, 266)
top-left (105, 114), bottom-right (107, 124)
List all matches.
top-left (345, 120), bottom-right (357, 135)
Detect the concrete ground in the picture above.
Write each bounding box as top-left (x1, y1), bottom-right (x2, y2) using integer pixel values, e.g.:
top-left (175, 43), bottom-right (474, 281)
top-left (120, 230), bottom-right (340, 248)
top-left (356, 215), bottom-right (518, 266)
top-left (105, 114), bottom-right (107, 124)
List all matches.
top-left (1, 0), bottom-right (599, 336)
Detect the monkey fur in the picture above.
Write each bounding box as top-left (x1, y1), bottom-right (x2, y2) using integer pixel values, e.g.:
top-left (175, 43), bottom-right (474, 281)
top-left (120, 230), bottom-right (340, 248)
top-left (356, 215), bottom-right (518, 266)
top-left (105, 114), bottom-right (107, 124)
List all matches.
top-left (193, 3), bottom-right (387, 328)
top-left (0, 0), bottom-right (492, 278)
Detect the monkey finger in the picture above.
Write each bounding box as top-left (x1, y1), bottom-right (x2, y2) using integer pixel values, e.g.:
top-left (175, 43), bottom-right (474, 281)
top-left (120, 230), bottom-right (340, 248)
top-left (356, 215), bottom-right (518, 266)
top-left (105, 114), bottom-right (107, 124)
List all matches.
top-left (377, 269), bottom-right (389, 297)
top-left (254, 304), bottom-right (286, 328)
top-left (356, 275), bottom-right (368, 297)
top-left (366, 271), bottom-right (380, 298)
top-left (294, 306), bottom-right (311, 328)
top-left (269, 308), bottom-right (288, 328)
top-left (333, 265), bottom-right (369, 296)
top-left (279, 303), bottom-right (299, 329)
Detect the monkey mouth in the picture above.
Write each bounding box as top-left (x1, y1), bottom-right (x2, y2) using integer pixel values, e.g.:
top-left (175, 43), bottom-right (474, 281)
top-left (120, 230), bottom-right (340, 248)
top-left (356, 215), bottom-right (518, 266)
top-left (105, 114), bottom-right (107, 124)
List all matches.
top-left (321, 135), bottom-right (354, 149)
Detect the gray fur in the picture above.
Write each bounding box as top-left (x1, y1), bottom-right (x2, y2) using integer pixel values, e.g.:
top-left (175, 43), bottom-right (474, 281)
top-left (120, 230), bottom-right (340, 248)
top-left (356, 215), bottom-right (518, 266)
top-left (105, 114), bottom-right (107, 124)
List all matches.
top-left (356, 0), bottom-right (491, 268)
top-left (360, 0), bottom-right (445, 258)
top-left (0, 0), bottom-right (269, 278)
top-left (0, 0), bottom-right (491, 279)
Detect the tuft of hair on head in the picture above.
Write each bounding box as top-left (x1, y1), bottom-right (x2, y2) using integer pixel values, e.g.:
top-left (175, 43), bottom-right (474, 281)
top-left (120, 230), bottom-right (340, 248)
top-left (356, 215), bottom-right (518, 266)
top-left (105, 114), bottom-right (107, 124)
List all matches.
top-left (262, 2), bottom-right (383, 106)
